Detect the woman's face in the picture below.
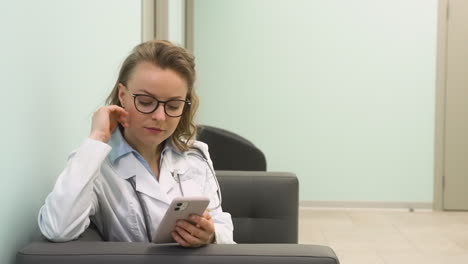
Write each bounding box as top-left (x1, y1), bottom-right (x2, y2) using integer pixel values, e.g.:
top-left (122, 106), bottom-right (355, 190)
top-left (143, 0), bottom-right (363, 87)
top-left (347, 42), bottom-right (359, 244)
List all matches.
top-left (118, 62), bottom-right (188, 149)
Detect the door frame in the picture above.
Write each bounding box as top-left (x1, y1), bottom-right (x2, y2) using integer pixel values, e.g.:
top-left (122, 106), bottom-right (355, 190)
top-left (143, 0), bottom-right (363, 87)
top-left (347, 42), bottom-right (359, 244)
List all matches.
top-left (433, 0), bottom-right (449, 211)
top-left (141, 0), bottom-right (173, 42)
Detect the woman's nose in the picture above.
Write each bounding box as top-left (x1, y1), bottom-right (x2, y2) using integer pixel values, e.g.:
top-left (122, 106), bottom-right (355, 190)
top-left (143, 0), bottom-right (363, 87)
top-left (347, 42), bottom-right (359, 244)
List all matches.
top-left (151, 104), bottom-right (166, 121)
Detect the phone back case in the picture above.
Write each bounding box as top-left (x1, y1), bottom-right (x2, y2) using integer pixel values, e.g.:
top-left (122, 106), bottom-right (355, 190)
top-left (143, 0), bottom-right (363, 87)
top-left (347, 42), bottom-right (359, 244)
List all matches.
top-left (152, 196), bottom-right (210, 243)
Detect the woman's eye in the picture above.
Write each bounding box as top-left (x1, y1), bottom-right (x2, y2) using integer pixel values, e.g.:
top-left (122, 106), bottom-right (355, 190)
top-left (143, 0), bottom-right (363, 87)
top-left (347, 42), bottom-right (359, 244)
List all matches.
top-left (138, 99), bottom-right (154, 106)
top-left (167, 105), bottom-right (180, 110)
top-left (141, 102), bottom-right (152, 106)
top-left (167, 102), bottom-right (182, 110)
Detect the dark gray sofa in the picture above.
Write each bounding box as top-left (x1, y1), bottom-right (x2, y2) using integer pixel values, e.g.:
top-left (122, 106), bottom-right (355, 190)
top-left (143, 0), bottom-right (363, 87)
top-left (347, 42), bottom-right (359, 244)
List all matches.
top-left (17, 171), bottom-right (339, 264)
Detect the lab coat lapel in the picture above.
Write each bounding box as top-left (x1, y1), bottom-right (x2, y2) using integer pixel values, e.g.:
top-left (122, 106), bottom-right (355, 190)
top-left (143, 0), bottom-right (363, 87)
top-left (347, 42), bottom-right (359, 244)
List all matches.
top-left (113, 154), bottom-right (170, 205)
top-left (135, 170), bottom-right (170, 205)
top-left (158, 150), bottom-right (179, 194)
top-left (159, 168), bottom-right (177, 194)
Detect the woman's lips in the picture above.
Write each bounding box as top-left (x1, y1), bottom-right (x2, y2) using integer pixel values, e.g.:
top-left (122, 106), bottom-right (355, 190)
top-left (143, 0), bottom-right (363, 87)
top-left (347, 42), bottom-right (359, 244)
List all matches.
top-left (145, 127), bottom-right (163, 134)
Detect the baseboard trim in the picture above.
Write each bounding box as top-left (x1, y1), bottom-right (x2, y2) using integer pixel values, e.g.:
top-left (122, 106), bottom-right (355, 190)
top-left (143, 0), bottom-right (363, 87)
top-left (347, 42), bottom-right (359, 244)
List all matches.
top-left (300, 200), bottom-right (433, 210)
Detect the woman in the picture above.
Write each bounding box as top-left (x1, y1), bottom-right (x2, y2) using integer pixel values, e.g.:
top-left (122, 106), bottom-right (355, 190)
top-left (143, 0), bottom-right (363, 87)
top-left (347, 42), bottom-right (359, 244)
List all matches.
top-left (38, 40), bottom-right (234, 246)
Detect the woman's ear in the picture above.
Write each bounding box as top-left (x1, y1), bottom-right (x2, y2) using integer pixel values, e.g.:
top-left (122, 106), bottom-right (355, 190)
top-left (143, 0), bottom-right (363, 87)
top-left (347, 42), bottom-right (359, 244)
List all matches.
top-left (117, 83), bottom-right (126, 108)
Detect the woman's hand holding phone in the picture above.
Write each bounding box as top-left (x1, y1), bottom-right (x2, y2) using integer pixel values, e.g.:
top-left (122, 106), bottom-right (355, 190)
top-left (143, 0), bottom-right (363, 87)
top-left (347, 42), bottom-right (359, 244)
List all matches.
top-left (172, 210), bottom-right (215, 247)
top-left (89, 106), bottom-right (129, 143)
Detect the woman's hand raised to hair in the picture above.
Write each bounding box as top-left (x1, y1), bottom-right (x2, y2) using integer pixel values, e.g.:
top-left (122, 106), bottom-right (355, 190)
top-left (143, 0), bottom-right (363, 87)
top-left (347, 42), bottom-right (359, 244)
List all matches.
top-left (89, 105), bottom-right (129, 143)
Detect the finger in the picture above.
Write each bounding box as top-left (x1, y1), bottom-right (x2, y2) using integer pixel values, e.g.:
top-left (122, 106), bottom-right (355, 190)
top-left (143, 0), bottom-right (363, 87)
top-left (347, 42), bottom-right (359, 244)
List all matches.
top-left (117, 115), bottom-right (129, 127)
top-left (107, 106), bottom-right (129, 127)
top-left (177, 220), bottom-right (210, 242)
top-left (106, 105), bottom-right (127, 114)
top-left (175, 226), bottom-right (203, 246)
top-left (108, 106), bottom-right (129, 118)
top-left (202, 211), bottom-right (212, 220)
top-left (189, 215), bottom-right (215, 234)
top-left (172, 231), bottom-right (190, 247)
top-left (192, 212), bottom-right (211, 222)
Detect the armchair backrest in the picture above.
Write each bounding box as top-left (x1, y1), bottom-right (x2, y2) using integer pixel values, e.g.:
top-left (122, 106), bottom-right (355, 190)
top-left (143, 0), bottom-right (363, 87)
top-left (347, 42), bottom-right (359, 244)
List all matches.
top-left (196, 125), bottom-right (267, 171)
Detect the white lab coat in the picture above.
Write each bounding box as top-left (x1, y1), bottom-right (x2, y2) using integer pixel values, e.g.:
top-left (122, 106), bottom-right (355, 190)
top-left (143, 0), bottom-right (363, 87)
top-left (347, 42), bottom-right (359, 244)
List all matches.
top-left (38, 129), bottom-right (235, 244)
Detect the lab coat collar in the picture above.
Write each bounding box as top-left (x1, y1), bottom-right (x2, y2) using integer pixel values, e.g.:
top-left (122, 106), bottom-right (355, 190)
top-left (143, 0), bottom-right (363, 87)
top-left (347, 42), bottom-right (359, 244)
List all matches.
top-left (107, 127), bottom-right (190, 200)
top-left (109, 127), bottom-right (184, 164)
top-left (114, 153), bottom-right (171, 204)
top-left (160, 137), bottom-right (184, 157)
top-left (108, 128), bottom-right (171, 203)
top-left (108, 127), bottom-right (134, 164)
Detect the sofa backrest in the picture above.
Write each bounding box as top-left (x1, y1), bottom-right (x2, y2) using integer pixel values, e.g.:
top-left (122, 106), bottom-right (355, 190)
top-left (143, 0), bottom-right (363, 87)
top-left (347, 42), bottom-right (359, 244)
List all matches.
top-left (216, 171), bottom-right (299, 243)
top-left (77, 171), bottom-right (299, 244)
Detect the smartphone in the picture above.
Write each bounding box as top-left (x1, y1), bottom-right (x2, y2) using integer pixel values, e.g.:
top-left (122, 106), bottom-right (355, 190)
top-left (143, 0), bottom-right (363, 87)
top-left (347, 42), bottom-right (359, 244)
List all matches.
top-left (152, 196), bottom-right (210, 243)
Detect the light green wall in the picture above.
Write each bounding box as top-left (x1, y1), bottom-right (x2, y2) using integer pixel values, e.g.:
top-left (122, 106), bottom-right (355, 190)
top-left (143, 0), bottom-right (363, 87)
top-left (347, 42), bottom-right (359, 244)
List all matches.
top-left (0, 1), bottom-right (141, 263)
top-left (194, 0), bottom-right (437, 202)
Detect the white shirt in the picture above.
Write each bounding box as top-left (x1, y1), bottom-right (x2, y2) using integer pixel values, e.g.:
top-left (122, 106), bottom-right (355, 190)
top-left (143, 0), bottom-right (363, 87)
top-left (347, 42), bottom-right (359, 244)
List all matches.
top-left (38, 128), bottom-right (235, 244)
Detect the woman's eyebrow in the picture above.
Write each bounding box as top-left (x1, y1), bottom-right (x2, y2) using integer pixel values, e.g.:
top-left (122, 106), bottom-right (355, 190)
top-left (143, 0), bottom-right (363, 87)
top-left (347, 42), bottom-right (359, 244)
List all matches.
top-left (137, 89), bottom-right (184, 100)
top-left (136, 89), bottom-right (156, 97)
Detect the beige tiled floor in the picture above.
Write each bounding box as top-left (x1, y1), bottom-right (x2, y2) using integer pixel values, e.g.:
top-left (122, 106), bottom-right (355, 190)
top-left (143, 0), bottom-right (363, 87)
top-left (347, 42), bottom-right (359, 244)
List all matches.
top-left (299, 208), bottom-right (468, 264)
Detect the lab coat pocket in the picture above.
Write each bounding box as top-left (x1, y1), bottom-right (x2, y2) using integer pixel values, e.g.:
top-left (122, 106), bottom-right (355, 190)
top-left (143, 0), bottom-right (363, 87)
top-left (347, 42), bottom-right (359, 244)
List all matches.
top-left (179, 179), bottom-right (203, 197)
top-left (171, 166), bottom-right (206, 197)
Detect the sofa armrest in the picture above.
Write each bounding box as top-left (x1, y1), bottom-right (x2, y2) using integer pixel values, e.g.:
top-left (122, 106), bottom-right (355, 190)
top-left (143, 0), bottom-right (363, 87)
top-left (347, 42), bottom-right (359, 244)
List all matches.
top-left (17, 242), bottom-right (339, 264)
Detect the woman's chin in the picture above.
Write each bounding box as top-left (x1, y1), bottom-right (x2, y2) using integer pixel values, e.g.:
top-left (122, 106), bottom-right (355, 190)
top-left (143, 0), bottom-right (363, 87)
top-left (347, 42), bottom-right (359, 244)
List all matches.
top-left (141, 134), bottom-right (167, 146)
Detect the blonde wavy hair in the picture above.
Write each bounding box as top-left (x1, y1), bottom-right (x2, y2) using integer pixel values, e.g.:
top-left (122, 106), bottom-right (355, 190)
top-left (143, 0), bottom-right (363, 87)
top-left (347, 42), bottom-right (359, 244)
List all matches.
top-left (106, 40), bottom-right (199, 152)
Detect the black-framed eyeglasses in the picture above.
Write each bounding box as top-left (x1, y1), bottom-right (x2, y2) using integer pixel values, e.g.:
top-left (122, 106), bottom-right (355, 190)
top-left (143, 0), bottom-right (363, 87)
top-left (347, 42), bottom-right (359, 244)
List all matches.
top-left (125, 87), bottom-right (191, 117)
